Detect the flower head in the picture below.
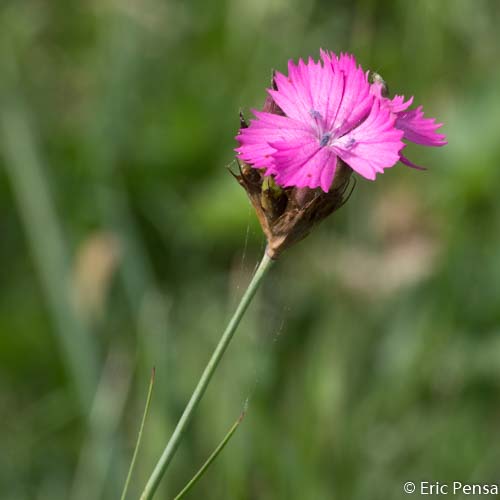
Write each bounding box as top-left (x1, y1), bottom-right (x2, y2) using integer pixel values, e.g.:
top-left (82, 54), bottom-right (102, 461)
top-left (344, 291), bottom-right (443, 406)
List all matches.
top-left (233, 50), bottom-right (446, 258)
top-left (236, 50), bottom-right (446, 192)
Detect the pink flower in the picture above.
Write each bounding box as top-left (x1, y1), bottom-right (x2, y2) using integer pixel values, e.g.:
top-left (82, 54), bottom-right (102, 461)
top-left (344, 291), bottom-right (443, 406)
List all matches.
top-left (370, 76), bottom-right (447, 169)
top-left (236, 50), bottom-right (446, 192)
top-left (236, 51), bottom-right (405, 192)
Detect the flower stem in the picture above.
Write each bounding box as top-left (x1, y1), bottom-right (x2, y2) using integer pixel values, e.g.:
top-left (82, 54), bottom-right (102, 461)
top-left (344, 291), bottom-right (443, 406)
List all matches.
top-left (140, 251), bottom-right (274, 499)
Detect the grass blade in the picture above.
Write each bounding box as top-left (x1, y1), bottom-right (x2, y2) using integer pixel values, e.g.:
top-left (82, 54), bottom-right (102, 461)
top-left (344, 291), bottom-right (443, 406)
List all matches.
top-left (173, 411), bottom-right (246, 500)
top-left (121, 367), bottom-right (156, 500)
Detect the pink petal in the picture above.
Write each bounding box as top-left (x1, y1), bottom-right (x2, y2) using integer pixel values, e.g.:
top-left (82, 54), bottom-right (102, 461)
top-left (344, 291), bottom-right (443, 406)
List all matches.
top-left (399, 154), bottom-right (426, 170)
top-left (370, 80), bottom-right (445, 148)
top-left (270, 57), bottom-right (344, 129)
top-left (396, 106), bottom-right (447, 146)
top-left (326, 52), bottom-right (374, 136)
top-left (332, 100), bottom-right (404, 180)
top-left (389, 95), bottom-right (414, 113)
top-left (270, 138), bottom-right (337, 192)
top-left (370, 81), bottom-right (413, 113)
top-left (235, 111), bottom-right (312, 171)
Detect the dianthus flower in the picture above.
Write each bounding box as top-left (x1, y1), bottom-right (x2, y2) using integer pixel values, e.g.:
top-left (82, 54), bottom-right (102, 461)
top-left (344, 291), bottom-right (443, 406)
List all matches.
top-left (236, 50), bottom-right (446, 192)
top-left (233, 50), bottom-right (446, 258)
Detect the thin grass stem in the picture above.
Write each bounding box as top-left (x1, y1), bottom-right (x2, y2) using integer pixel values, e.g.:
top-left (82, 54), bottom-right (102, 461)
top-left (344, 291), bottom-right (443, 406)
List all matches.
top-left (120, 368), bottom-right (156, 500)
top-left (172, 411), bottom-right (245, 500)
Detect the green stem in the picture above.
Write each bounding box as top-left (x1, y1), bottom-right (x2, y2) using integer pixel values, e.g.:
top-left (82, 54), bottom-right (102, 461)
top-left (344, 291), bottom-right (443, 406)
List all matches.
top-left (140, 251), bottom-right (274, 499)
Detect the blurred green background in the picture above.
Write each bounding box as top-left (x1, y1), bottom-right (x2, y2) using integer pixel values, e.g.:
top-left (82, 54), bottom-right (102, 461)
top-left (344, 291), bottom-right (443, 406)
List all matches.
top-left (1, 0), bottom-right (500, 499)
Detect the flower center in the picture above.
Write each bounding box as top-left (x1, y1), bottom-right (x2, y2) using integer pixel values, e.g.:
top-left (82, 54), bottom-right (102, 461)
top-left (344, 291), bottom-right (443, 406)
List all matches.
top-left (309, 109), bottom-right (332, 148)
top-left (319, 133), bottom-right (331, 147)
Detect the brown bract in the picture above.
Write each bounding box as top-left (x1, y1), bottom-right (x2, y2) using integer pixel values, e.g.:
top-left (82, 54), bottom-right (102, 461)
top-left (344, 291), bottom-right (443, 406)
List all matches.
top-left (232, 160), bottom-right (354, 259)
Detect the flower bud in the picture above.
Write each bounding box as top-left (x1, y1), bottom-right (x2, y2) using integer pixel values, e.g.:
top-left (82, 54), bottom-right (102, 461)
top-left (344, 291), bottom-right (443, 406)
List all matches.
top-left (232, 154), bottom-right (353, 259)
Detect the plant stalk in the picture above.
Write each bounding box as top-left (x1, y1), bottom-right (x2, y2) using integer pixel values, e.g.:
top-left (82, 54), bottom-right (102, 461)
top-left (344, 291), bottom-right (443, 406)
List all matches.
top-left (140, 251), bottom-right (274, 499)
